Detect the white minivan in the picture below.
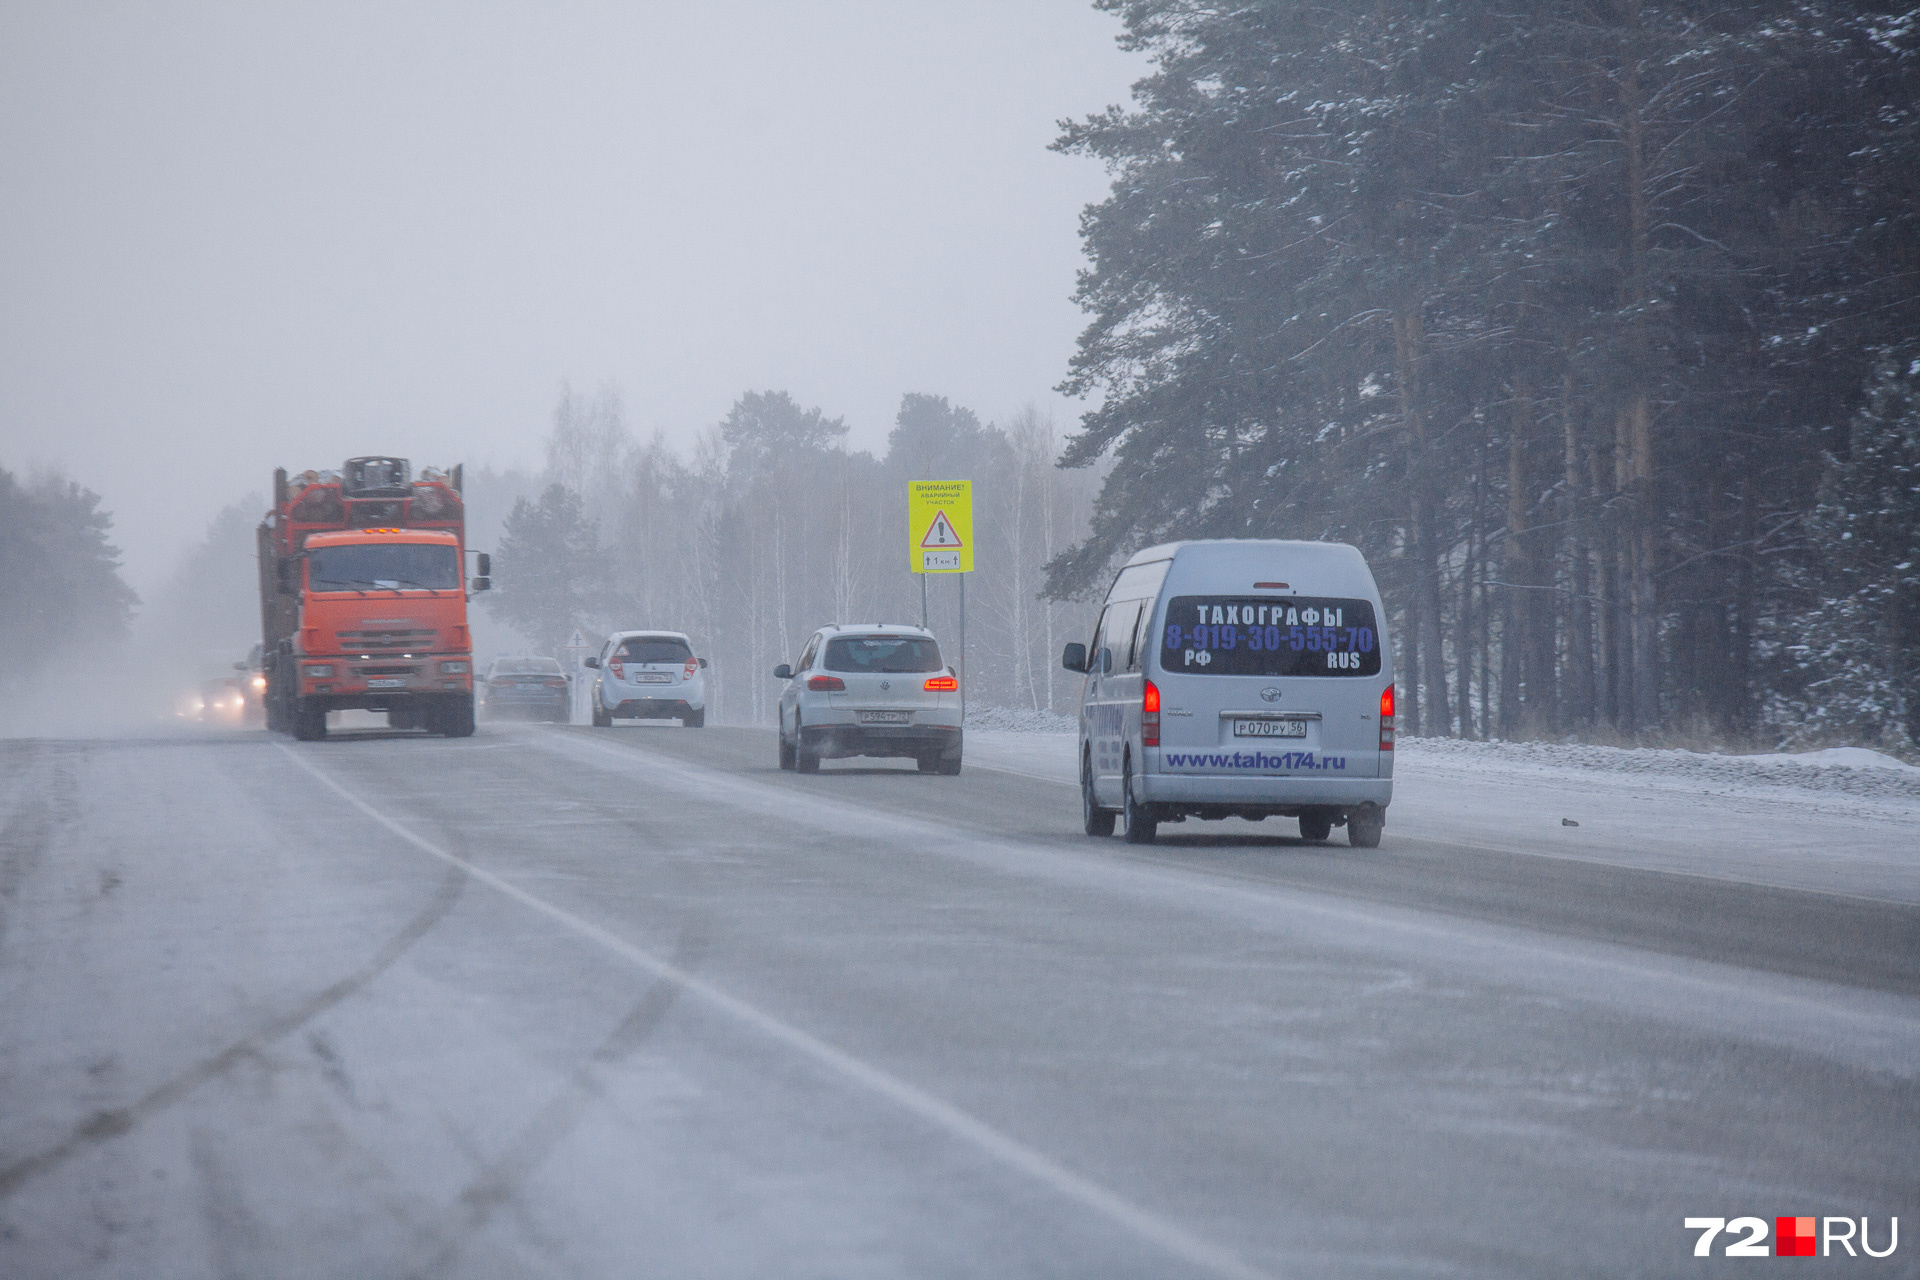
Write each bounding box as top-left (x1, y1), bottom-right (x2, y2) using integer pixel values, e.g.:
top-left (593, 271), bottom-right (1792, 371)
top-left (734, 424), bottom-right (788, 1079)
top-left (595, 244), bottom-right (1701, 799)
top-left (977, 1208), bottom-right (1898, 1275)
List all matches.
top-left (1063, 540), bottom-right (1394, 846)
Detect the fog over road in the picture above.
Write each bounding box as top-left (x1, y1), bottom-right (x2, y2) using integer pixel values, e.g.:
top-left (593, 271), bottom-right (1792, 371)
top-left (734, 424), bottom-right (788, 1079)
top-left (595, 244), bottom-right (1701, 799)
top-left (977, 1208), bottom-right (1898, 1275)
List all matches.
top-left (2, 724), bottom-right (1914, 1278)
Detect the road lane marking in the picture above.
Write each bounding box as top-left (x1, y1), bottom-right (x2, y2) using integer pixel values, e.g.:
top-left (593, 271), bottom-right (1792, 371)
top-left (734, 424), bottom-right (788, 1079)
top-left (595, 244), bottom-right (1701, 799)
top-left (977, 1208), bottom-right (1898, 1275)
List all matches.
top-left (277, 744), bottom-right (1275, 1280)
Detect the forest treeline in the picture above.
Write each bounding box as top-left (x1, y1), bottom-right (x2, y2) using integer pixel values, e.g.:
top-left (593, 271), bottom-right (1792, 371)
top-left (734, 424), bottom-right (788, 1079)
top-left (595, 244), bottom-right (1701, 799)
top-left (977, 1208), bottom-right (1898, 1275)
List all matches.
top-left (477, 387), bottom-right (1103, 726)
top-left (1050, 1), bottom-right (1919, 751)
top-left (0, 466), bottom-right (138, 690)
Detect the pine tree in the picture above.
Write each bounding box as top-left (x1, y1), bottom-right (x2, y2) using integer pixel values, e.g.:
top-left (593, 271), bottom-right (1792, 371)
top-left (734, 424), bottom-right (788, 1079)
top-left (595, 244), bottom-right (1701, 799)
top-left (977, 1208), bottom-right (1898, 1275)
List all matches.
top-left (1777, 364), bottom-right (1920, 753)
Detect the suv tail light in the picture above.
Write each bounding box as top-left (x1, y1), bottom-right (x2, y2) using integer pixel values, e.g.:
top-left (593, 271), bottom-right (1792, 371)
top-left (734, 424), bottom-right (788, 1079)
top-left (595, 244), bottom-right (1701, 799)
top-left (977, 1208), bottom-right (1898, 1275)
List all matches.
top-left (1142, 678), bottom-right (1160, 747)
top-left (1380, 684), bottom-right (1395, 751)
top-left (923, 675), bottom-right (957, 691)
top-left (807, 674), bottom-right (845, 691)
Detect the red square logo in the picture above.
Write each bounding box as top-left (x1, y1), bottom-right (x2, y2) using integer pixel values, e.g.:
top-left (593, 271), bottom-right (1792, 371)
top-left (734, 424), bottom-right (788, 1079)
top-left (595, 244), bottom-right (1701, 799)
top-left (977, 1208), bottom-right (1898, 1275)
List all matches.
top-left (1777, 1216), bottom-right (1816, 1257)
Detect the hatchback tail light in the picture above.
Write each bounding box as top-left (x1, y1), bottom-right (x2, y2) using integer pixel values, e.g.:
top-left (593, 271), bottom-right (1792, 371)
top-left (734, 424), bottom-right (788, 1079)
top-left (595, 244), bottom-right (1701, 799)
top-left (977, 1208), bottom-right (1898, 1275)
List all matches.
top-left (923, 675), bottom-right (957, 691)
top-left (807, 674), bottom-right (845, 691)
top-left (610, 660), bottom-right (624, 679)
top-left (1380, 684), bottom-right (1395, 751)
top-left (684, 658), bottom-right (699, 677)
top-left (1142, 678), bottom-right (1161, 747)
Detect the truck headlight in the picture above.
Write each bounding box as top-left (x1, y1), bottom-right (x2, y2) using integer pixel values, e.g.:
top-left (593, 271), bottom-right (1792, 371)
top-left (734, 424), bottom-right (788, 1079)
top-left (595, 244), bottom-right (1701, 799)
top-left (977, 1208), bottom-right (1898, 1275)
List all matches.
top-left (440, 661), bottom-right (469, 674)
top-left (303, 664), bottom-right (333, 678)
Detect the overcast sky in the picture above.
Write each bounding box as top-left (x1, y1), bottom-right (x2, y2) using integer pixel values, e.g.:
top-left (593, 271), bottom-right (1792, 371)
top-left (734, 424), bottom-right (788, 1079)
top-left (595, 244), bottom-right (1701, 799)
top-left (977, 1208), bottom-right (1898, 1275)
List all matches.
top-left (0, 2), bottom-right (1144, 595)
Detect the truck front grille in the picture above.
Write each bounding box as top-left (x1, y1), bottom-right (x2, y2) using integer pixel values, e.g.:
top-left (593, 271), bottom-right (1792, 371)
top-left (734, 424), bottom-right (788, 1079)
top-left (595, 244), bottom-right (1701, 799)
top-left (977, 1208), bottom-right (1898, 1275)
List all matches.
top-left (338, 629), bottom-right (436, 650)
top-left (356, 665), bottom-right (421, 677)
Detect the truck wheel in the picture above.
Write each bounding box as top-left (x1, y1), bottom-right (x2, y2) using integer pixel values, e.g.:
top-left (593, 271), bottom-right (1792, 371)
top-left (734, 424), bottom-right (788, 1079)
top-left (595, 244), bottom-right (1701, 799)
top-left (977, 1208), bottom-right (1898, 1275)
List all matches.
top-left (1299, 809), bottom-right (1333, 842)
top-left (1347, 806), bottom-right (1384, 849)
top-left (439, 694), bottom-right (476, 738)
top-left (1122, 760), bottom-right (1157, 844)
top-left (291, 702), bottom-right (327, 741)
top-left (1082, 748), bottom-right (1115, 837)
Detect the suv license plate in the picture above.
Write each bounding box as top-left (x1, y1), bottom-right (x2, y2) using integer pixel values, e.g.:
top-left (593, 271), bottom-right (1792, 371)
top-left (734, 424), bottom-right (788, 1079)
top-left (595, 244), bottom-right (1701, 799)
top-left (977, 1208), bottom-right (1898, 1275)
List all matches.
top-left (858, 711), bottom-right (910, 725)
top-left (1234, 719), bottom-right (1306, 738)
top-left (366, 678), bottom-right (406, 688)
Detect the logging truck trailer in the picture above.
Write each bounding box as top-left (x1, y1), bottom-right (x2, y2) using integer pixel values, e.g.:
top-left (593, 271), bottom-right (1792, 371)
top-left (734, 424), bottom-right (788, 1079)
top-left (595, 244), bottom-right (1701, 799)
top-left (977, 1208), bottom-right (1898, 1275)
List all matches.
top-left (257, 456), bottom-right (491, 741)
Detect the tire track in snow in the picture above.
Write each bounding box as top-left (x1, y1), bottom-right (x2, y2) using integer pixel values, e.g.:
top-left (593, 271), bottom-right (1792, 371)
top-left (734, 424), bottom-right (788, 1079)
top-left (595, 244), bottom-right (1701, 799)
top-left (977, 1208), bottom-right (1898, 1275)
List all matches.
top-left (0, 864), bottom-right (469, 1200)
top-left (278, 743), bottom-right (1280, 1280)
top-left (410, 922), bottom-right (708, 1280)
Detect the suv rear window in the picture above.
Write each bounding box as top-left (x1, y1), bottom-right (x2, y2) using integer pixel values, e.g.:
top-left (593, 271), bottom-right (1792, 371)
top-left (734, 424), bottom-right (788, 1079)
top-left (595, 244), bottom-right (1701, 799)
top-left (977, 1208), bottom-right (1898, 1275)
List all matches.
top-left (823, 636), bottom-right (943, 673)
top-left (619, 638), bottom-right (693, 664)
top-left (1160, 596), bottom-right (1380, 676)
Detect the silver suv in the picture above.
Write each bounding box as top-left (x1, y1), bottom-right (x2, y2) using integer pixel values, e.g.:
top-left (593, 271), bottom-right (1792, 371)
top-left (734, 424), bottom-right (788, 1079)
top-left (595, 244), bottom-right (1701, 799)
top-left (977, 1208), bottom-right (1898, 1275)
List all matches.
top-left (774, 624), bottom-right (962, 774)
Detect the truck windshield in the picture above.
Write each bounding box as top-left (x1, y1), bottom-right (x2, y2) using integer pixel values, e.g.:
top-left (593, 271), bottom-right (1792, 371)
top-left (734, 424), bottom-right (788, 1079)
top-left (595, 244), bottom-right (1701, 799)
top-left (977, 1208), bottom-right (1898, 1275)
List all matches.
top-left (309, 544), bottom-right (461, 592)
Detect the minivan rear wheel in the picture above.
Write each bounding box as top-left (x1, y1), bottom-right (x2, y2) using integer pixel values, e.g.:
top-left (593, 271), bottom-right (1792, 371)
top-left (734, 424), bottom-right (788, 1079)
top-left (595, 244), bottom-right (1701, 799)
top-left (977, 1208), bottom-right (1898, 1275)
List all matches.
top-left (1122, 761), bottom-right (1157, 844)
top-left (1298, 809), bottom-right (1333, 842)
top-left (1348, 805), bottom-right (1385, 848)
top-left (1082, 749), bottom-right (1115, 837)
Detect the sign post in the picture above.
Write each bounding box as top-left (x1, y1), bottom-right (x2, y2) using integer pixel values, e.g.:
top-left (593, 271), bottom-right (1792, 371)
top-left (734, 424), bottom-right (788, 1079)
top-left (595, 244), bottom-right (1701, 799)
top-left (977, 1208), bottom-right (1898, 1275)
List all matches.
top-left (908, 481), bottom-right (973, 724)
top-left (563, 627), bottom-right (591, 725)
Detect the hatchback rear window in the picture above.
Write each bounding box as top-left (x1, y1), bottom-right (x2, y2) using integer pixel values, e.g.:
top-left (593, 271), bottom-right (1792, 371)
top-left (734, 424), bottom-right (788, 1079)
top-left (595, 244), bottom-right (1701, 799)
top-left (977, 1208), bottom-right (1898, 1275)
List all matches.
top-left (619, 638), bottom-right (693, 664)
top-left (823, 636), bottom-right (943, 673)
top-left (1160, 596), bottom-right (1381, 676)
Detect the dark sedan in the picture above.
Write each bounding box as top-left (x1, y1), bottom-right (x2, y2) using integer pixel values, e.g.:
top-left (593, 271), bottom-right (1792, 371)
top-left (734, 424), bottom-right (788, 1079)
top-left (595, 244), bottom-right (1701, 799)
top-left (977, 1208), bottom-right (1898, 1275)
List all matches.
top-left (480, 656), bottom-right (571, 722)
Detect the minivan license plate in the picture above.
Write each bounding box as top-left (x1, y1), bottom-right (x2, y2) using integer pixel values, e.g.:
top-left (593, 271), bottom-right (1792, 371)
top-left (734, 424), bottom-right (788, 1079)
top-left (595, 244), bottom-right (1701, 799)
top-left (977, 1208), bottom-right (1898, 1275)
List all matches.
top-left (1234, 719), bottom-right (1306, 738)
top-left (858, 711), bottom-right (910, 724)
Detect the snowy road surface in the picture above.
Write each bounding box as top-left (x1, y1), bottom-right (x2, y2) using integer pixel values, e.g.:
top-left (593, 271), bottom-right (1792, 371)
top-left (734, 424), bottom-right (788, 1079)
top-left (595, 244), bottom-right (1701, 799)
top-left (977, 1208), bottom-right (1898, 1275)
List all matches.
top-left (1, 723), bottom-right (1914, 1278)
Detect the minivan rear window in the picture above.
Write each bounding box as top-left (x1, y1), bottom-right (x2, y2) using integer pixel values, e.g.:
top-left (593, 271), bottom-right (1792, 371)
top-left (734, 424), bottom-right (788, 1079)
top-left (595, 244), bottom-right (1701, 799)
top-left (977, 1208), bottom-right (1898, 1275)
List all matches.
top-left (824, 636), bottom-right (943, 673)
top-left (1160, 596), bottom-right (1381, 676)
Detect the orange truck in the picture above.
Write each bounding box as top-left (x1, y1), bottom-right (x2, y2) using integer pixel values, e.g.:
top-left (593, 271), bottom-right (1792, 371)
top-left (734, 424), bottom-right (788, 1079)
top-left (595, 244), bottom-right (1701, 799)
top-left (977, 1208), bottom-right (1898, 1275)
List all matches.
top-left (257, 457), bottom-right (490, 740)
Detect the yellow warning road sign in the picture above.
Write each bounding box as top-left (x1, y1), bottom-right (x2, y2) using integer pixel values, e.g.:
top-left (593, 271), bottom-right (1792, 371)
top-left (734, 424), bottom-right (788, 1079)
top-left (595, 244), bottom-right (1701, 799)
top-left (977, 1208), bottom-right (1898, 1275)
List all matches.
top-left (908, 480), bottom-right (972, 573)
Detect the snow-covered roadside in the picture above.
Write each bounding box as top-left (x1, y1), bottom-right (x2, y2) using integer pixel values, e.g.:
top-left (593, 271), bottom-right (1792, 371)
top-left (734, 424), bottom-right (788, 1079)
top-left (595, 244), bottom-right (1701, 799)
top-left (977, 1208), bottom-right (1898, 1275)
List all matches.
top-left (962, 717), bottom-right (1920, 904)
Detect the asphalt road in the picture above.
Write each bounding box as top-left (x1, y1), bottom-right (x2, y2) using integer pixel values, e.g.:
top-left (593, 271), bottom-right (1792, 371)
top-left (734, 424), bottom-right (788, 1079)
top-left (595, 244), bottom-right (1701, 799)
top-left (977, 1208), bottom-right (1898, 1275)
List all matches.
top-left (1, 722), bottom-right (1914, 1278)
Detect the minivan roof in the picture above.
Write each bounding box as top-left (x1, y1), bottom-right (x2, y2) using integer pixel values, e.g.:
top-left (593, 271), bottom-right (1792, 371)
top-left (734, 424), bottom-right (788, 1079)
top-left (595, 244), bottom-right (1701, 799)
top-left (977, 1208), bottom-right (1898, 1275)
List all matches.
top-left (1118, 539), bottom-right (1377, 600)
top-left (1123, 538), bottom-right (1362, 566)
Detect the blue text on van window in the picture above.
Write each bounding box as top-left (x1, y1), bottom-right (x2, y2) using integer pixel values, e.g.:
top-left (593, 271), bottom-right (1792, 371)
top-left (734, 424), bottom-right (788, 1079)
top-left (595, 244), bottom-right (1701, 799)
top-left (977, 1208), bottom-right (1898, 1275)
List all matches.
top-left (1158, 596), bottom-right (1382, 678)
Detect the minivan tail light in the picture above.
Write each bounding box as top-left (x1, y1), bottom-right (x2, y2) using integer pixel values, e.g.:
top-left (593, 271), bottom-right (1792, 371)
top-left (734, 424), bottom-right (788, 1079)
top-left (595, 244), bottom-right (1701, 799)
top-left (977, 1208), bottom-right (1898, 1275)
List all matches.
top-left (923, 675), bottom-right (957, 691)
top-left (1142, 678), bottom-right (1161, 747)
top-left (808, 675), bottom-right (845, 691)
top-left (1380, 684), bottom-right (1395, 751)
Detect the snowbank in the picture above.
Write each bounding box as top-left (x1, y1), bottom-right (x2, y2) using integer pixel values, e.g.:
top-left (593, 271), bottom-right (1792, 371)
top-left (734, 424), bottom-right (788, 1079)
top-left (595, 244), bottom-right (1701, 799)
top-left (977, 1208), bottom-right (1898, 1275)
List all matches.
top-left (1399, 736), bottom-right (1920, 803)
top-left (965, 705), bottom-right (1077, 734)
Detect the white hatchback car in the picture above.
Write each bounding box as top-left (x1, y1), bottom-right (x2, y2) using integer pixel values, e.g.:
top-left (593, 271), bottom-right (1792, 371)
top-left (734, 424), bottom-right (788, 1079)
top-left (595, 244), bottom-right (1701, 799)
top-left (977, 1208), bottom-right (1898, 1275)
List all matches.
top-left (586, 630), bottom-right (707, 727)
top-left (774, 624), bottom-right (962, 774)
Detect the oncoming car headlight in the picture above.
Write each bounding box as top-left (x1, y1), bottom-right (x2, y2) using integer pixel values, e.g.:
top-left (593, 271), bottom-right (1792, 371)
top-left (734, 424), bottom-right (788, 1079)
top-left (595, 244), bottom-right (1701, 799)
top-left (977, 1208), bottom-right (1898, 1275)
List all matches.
top-left (302, 664), bottom-right (333, 678)
top-left (440, 661), bottom-right (469, 674)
